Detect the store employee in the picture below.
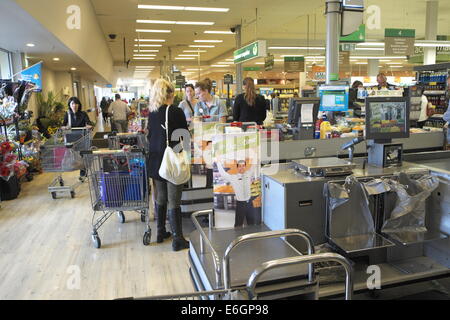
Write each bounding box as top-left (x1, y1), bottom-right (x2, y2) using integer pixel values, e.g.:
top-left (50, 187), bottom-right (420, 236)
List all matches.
top-left (376, 73), bottom-right (396, 90)
top-left (194, 79), bottom-right (228, 123)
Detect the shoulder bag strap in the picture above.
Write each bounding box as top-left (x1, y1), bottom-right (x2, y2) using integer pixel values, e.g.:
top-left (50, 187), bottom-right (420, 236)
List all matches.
top-left (165, 105), bottom-right (170, 147)
top-left (186, 99), bottom-right (194, 113)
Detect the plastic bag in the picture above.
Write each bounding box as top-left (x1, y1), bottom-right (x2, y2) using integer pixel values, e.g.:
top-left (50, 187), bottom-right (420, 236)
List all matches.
top-left (382, 172), bottom-right (439, 233)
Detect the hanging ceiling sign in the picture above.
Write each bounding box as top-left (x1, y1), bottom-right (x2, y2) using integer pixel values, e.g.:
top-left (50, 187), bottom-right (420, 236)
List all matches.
top-left (385, 28), bottom-right (416, 56)
top-left (233, 40), bottom-right (267, 64)
top-left (284, 56), bottom-right (305, 72)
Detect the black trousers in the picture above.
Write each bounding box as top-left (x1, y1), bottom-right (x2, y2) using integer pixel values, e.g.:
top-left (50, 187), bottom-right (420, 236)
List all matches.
top-left (234, 199), bottom-right (262, 227)
top-left (206, 168), bottom-right (213, 188)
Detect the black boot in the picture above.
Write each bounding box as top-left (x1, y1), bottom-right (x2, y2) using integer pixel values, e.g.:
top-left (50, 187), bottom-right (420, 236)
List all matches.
top-left (155, 204), bottom-right (171, 243)
top-left (168, 208), bottom-right (189, 251)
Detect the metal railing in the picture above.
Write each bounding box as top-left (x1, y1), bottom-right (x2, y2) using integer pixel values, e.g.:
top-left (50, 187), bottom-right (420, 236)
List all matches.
top-left (223, 229), bottom-right (315, 290)
top-left (191, 210), bottom-right (222, 288)
top-left (246, 252), bottom-right (354, 300)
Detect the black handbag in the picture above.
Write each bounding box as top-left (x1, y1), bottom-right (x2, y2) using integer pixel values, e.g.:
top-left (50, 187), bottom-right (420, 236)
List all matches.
top-left (0, 175), bottom-right (21, 201)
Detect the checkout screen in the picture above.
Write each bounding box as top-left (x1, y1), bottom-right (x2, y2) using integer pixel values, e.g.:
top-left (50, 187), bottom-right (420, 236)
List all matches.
top-left (319, 87), bottom-right (349, 112)
top-left (369, 102), bottom-right (407, 134)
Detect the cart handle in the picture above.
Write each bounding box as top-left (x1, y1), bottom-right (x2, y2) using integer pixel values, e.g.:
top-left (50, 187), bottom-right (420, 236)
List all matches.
top-left (246, 252), bottom-right (354, 300)
top-left (223, 229), bottom-right (315, 290)
top-left (191, 210), bottom-right (222, 288)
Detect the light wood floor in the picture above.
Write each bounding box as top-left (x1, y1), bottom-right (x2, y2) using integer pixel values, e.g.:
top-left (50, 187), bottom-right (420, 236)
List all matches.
top-left (0, 171), bottom-right (196, 300)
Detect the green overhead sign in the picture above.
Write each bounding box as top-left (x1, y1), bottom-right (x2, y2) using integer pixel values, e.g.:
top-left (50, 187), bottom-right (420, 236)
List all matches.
top-left (340, 24), bottom-right (365, 43)
top-left (385, 28), bottom-right (416, 38)
top-left (243, 67), bottom-right (261, 71)
top-left (284, 56), bottom-right (305, 72)
top-left (385, 28), bottom-right (416, 56)
top-left (409, 36), bottom-right (450, 64)
top-left (234, 40), bottom-right (267, 64)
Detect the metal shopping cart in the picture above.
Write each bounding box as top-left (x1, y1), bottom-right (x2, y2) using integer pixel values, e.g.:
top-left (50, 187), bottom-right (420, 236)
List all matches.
top-left (40, 128), bottom-right (91, 199)
top-left (81, 148), bottom-right (151, 249)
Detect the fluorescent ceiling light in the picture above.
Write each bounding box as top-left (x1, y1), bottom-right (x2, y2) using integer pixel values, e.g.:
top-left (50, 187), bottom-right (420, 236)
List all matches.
top-left (305, 56), bottom-right (325, 59)
top-left (211, 65), bottom-right (229, 67)
top-left (415, 41), bottom-right (450, 47)
top-left (175, 57), bottom-right (196, 60)
top-left (136, 29), bottom-right (171, 33)
top-left (274, 59), bottom-right (284, 62)
top-left (70, 67), bottom-right (77, 71)
top-left (134, 39), bottom-right (165, 42)
top-left (134, 50), bottom-right (159, 52)
top-left (387, 62), bottom-right (403, 64)
top-left (357, 42), bottom-right (384, 47)
top-left (355, 62), bottom-right (368, 64)
top-left (269, 46), bottom-right (325, 50)
top-left (225, 59), bottom-right (234, 61)
top-left (134, 54), bottom-right (157, 57)
top-left (205, 30), bottom-right (234, 34)
top-left (189, 45), bottom-right (215, 48)
top-left (138, 5), bottom-right (229, 12)
top-left (280, 55), bottom-right (304, 57)
top-left (53, 57), bottom-right (60, 61)
top-left (379, 59), bottom-right (391, 62)
top-left (184, 50), bottom-right (207, 53)
top-left (135, 66), bottom-right (155, 68)
top-left (388, 66), bottom-right (403, 68)
top-left (218, 62), bottom-right (234, 64)
top-left (137, 20), bottom-right (214, 26)
top-left (26, 43), bottom-right (35, 47)
top-left (355, 47), bottom-right (385, 51)
top-left (134, 44), bottom-right (163, 47)
top-left (255, 62), bottom-right (265, 65)
top-left (351, 56), bottom-right (407, 59)
top-left (178, 54), bottom-right (199, 57)
top-left (194, 40), bottom-right (223, 43)
top-left (133, 57), bottom-right (155, 60)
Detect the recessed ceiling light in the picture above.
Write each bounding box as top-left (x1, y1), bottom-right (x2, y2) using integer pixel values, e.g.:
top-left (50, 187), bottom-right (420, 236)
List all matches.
top-left (138, 5), bottom-right (229, 12)
top-left (136, 29), bottom-right (171, 33)
top-left (134, 39), bottom-right (165, 42)
top-left (70, 67), bottom-right (77, 71)
top-left (26, 43), bottom-right (35, 47)
top-left (189, 45), bottom-right (215, 48)
top-left (53, 57), bottom-right (60, 61)
top-left (134, 44), bottom-right (163, 47)
top-left (194, 40), bottom-right (223, 43)
top-left (204, 31), bottom-right (234, 34)
top-left (137, 20), bottom-right (214, 26)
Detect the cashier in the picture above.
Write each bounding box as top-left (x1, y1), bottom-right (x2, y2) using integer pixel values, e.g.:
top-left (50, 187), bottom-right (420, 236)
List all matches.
top-left (376, 73), bottom-right (396, 90)
top-left (194, 79), bottom-right (227, 123)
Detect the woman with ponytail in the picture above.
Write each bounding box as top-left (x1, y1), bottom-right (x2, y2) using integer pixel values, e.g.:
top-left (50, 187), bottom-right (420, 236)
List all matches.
top-left (232, 77), bottom-right (267, 125)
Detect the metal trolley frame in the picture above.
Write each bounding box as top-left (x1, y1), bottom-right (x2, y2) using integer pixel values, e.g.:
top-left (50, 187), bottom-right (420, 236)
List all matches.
top-left (107, 132), bottom-right (148, 151)
top-left (81, 148), bottom-right (151, 248)
top-left (40, 128), bottom-right (91, 199)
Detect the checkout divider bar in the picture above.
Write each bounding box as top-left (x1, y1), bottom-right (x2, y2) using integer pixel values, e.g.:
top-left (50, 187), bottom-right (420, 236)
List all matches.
top-left (246, 252), bottom-right (354, 300)
top-left (223, 229), bottom-right (316, 289)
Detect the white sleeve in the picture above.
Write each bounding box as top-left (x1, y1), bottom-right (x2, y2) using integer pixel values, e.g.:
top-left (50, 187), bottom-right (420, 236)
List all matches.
top-left (217, 161), bottom-right (231, 182)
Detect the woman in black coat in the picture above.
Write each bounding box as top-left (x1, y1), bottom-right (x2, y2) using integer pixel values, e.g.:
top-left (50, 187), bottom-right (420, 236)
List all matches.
top-left (233, 77), bottom-right (267, 125)
top-left (147, 79), bottom-right (190, 251)
top-left (62, 97), bottom-right (93, 128)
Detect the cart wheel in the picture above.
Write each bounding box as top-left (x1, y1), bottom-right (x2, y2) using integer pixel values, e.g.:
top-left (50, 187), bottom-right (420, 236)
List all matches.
top-left (143, 231), bottom-right (151, 246)
top-left (51, 192), bottom-right (57, 199)
top-left (140, 213), bottom-right (146, 223)
top-left (92, 235), bottom-right (101, 249)
top-left (70, 191), bottom-right (75, 198)
top-left (59, 179), bottom-right (64, 187)
top-left (118, 211), bottom-right (126, 224)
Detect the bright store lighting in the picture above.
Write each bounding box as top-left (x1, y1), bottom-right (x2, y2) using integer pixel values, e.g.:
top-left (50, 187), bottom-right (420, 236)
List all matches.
top-left (134, 39), bottom-right (165, 42)
top-left (136, 29), bottom-right (171, 33)
top-left (186, 69), bottom-right (203, 71)
top-left (304, 56), bottom-right (325, 59)
top-left (135, 66), bottom-right (155, 68)
top-left (415, 42), bottom-right (450, 47)
top-left (217, 62), bottom-right (234, 64)
top-left (194, 40), bottom-right (223, 43)
top-left (211, 65), bottom-right (228, 67)
top-left (355, 47), bottom-right (385, 51)
top-left (134, 44), bottom-right (163, 47)
top-left (388, 66), bottom-right (403, 68)
top-left (204, 30), bottom-right (234, 34)
top-left (134, 50), bottom-right (159, 52)
top-left (70, 67), bottom-right (77, 71)
top-left (138, 5), bottom-right (229, 12)
top-left (225, 59), bottom-right (234, 61)
top-left (189, 45), bottom-right (215, 48)
top-left (137, 20), bottom-right (214, 26)
top-left (269, 46), bottom-right (325, 50)
top-left (355, 62), bottom-right (368, 65)
top-left (178, 54), bottom-right (199, 57)
top-left (175, 57), bottom-right (196, 60)
top-left (133, 57), bottom-right (155, 60)
top-left (184, 50), bottom-right (207, 53)
top-left (357, 42), bottom-right (385, 47)
top-left (53, 57), bottom-right (60, 61)
top-left (134, 54), bottom-right (157, 57)
top-left (255, 62), bottom-right (265, 65)
top-left (379, 59), bottom-right (391, 62)
top-left (26, 43), bottom-right (35, 47)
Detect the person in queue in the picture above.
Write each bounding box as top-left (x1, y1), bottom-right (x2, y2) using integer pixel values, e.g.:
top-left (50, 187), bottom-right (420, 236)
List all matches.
top-left (178, 83), bottom-right (197, 123)
top-left (110, 93), bottom-right (131, 133)
top-left (62, 97), bottom-right (93, 129)
top-left (147, 79), bottom-right (190, 251)
top-left (376, 73), bottom-right (396, 90)
top-left (194, 78), bottom-right (228, 123)
top-left (232, 77), bottom-right (267, 125)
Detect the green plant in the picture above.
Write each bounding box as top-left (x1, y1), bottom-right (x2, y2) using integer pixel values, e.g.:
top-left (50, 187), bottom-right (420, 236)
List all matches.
top-left (35, 91), bottom-right (67, 128)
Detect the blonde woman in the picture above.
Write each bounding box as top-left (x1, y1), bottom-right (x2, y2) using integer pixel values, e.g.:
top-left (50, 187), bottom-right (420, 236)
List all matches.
top-left (148, 79), bottom-right (189, 251)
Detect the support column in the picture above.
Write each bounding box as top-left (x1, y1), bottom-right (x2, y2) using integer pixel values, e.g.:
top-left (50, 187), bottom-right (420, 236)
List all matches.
top-left (424, 0), bottom-right (438, 65)
top-left (368, 59), bottom-right (379, 77)
top-left (325, 0), bottom-right (341, 84)
top-left (235, 25), bottom-right (243, 95)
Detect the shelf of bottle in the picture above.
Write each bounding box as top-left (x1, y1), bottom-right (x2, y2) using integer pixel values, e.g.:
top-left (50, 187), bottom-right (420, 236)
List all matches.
top-left (423, 91), bottom-right (447, 95)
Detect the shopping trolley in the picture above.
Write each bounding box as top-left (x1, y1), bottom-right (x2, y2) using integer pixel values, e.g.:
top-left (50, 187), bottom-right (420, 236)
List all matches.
top-left (40, 128), bottom-right (91, 199)
top-left (81, 148), bottom-right (151, 249)
top-left (107, 132), bottom-right (147, 151)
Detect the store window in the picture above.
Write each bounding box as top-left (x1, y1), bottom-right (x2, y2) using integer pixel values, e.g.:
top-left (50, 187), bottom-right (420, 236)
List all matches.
top-left (0, 49), bottom-right (12, 80)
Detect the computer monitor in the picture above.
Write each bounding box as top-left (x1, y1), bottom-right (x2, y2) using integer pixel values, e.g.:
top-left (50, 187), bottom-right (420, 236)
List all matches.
top-left (287, 98), bottom-right (320, 127)
top-left (365, 96), bottom-right (410, 140)
top-left (319, 85), bottom-right (350, 112)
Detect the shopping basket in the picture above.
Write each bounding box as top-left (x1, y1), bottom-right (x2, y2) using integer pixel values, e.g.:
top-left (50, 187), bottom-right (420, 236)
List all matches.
top-left (107, 132), bottom-right (148, 151)
top-left (40, 128), bottom-right (91, 199)
top-left (81, 148), bottom-right (150, 248)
